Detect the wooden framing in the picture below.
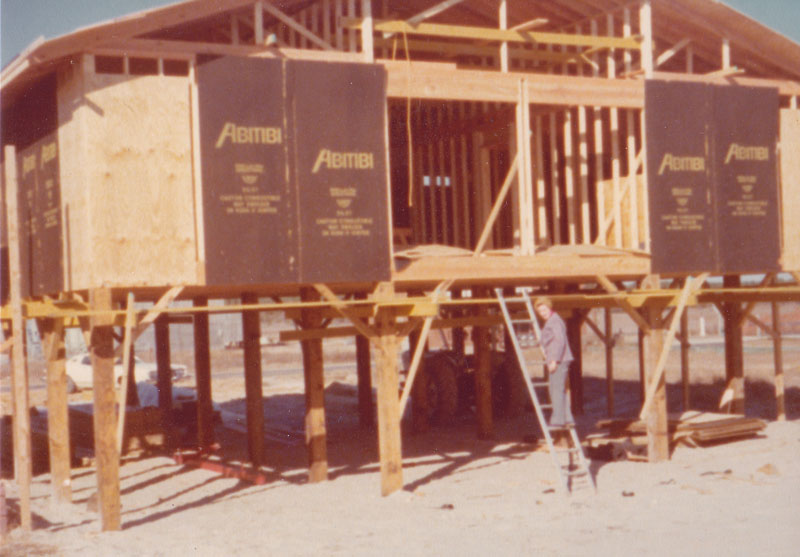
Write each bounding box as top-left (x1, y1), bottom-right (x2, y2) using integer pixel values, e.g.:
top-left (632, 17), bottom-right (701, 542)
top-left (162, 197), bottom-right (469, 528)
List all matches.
top-left (241, 292), bottom-right (265, 467)
top-left (4, 145), bottom-right (32, 531)
top-left (2, 1), bottom-right (800, 526)
top-left (89, 288), bottom-right (121, 531)
top-left (300, 288), bottom-right (328, 482)
top-left (343, 18), bottom-right (642, 50)
top-left (193, 297), bottom-right (215, 448)
top-left (40, 316), bottom-right (71, 504)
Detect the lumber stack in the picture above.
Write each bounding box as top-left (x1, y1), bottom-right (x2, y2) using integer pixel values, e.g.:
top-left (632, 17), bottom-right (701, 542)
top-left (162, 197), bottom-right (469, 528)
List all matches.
top-left (590, 411), bottom-right (766, 458)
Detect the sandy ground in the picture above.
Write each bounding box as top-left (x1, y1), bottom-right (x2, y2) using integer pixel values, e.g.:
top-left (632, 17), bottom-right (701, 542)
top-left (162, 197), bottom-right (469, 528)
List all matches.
top-left (2, 339), bottom-right (800, 556)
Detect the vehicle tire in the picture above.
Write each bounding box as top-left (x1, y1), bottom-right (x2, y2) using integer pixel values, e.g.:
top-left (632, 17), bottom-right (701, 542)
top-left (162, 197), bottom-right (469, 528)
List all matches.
top-left (66, 376), bottom-right (78, 394)
top-left (491, 355), bottom-right (528, 418)
top-left (423, 353), bottom-right (459, 425)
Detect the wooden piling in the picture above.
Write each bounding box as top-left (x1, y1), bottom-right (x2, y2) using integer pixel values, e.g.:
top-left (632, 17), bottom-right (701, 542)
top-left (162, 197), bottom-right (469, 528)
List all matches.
top-left (473, 292), bottom-right (493, 439)
top-left (723, 275), bottom-right (745, 414)
top-left (356, 333), bottom-right (373, 428)
top-left (604, 308), bottom-right (615, 416)
top-left (356, 293), bottom-right (374, 428)
top-left (193, 297), bottom-right (215, 448)
top-left (680, 306), bottom-right (691, 411)
top-left (772, 302), bottom-right (785, 421)
top-left (374, 286), bottom-right (403, 496)
top-left (4, 144), bottom-right (32, 531)
top-left (642, 301), bottom-right (669, 462)
top-left (155, 315), bottom-right (174, 450)
top-left (300, 288), bottom-right (328, 482)
top-left (90, 288), bottom-right (121, 531)
top-left (241, 292), bottom-right (264, 467)
top-left (40, 318), bottom-right (71, 503)
top-left (567, 312), bottom-right (583, 415)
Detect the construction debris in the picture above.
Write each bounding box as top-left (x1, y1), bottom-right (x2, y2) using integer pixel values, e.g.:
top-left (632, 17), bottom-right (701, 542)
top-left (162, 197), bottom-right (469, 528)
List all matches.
top-left (587, 411), bottom-right (767, 460)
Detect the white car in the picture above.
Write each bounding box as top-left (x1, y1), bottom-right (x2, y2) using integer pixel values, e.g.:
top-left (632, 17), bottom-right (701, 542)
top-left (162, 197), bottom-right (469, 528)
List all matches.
top-left (65, 354), bottom-right (189, 393)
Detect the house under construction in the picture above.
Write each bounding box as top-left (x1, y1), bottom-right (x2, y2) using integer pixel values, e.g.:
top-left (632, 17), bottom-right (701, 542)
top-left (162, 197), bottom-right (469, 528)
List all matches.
top-left (2, 0), bottom-right (799, 531)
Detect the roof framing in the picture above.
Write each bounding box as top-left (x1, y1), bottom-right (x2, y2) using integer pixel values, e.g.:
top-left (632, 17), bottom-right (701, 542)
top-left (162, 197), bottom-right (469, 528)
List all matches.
top-left (2, 0), bottom-right (800, 110)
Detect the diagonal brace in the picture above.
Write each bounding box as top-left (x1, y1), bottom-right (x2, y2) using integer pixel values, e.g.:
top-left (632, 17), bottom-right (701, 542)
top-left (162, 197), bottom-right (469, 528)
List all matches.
top-left (639, 273), bottom-right (709, 419)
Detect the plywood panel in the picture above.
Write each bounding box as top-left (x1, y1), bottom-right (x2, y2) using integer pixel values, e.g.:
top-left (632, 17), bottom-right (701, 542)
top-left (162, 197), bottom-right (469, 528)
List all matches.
top-left (197, 56), bottom-right (294, 286)
top-left (288, 59), bottom-right (391, 283)
top-left (57, 58), bottom-right (92, 292)
top-left (780, 109), bottom-right (800, 271)
top-left (713, 86), bottom-right (780, 273)
top-left (81, 69), bottom-right (196, 288)
top-left (15, 134), bottom-right (63, 296)
top-left (645, 80), bottom-right (714, 273)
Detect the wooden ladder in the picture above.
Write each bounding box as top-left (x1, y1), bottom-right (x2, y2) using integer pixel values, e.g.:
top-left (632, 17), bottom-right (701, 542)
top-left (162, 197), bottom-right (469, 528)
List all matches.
top-left (495, 287), bottom-right (595, 494)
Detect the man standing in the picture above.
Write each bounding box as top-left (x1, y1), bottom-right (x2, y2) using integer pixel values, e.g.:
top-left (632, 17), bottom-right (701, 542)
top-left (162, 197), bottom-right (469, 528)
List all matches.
top-left (534, 296), bottom-right (574, 428)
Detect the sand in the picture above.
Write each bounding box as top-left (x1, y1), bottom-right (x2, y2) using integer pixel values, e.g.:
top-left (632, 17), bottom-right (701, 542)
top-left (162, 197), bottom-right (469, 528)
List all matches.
top-left (2, 340), bottom-right (799, 556)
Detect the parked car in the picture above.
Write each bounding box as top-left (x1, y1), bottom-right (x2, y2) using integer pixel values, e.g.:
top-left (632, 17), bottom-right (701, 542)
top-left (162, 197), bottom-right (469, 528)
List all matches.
top-left (65, 354), bottom-right (189, 393)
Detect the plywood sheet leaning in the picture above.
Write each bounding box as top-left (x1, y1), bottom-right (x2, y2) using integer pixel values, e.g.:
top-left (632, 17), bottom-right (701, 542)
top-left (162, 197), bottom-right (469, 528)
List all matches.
top-left (780, 109), bottom-right (800, 271)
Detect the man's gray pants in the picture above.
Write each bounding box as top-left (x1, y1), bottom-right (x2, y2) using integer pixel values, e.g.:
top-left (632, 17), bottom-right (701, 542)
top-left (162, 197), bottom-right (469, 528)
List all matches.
top-left (548, 361), bottom-right (574, 427)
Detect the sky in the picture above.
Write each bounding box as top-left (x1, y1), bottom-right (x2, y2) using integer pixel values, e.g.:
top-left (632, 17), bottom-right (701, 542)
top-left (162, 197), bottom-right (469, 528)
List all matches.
top-left (2, 0), bottom-right (800, 68)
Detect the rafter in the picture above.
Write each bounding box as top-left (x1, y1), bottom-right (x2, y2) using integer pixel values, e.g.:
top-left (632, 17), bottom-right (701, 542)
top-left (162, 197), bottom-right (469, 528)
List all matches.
top-left (261, 1), bottom-right (334, 50)
top-left (656, 37), bottom-right (691, 67)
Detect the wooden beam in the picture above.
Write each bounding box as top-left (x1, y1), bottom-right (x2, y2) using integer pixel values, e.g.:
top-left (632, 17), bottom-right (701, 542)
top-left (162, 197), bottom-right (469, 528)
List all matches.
top-left (241, 292), bottom-right (264, 467)
top-left (745, 313), bottom-right (775, 337)
top-left (680, 305), bottom-right (690, 411)
top-left (313, 283), bottom-right (376, 339)
top-left (193, 297), bottom-right (214, 448)
top-left (40, 317), bottom-right (71, 504)
top-left (604, 308), bottom-right (615, 416)
top-left (356, 324), bottom-right (373, 427)
top-left (262, 1), bottom-right (334, 50)
top-left (641, 300), bottom-right (668, 461)
top-left (113, 286), bottom-right (183, 358)
top-left (300, 288), bottom-right (328, 482)
top-left (650, 71), bottom-right (800, 97)
top-left (639, 273), bottom-right (709, 420)
top-left (772, 302), bottom-right (785, 421)
top-left (383, 60), bottom-right (644, 107)
top-left (347, 19), bottom-right (642, 50)
top-left (254, 1), bottom-right (264, 45)
top-left (567, 312), bottom-right (584, 415)
top-left (499, 0), bottom-right (509, 73)
top-left (583, 314), bottom-right (608, 343)
top-left (155, 315), bottom-right (174, 451)
top-left (577, 103), bottom-right (591, 243)
top-left (736, 273), bottom-right (775, 327)
top-left (656, 37), bottom-right (691, 67)
top-left (374, 286), bottom-right (403, 495)
top-left (383, 37), bottom-right (595, 66)
top-left (640, 0), bottom-right (654, 78)
top-left (722, 275), bottom-right (745, 414)
top-left (361, 0), bottom-right (373, 61)
top-left (407, 0), bottom-right (465, 26)
top-left (473, 152), bottom-right (519, 255)
top-left (116, 293), bottom-right (135, 455)
top-left (398, 281), bottom-right (452, 418)
top-left (474, 288), bottom-right (493, 438)
top-left (516, 78), bottom-right (535, 254)
top-left (89, 288), bottom-right (121, 531)
top-left (5, 144), bottom-right (32, 531)
top-left (596, 275), bottom-right (650, 333)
